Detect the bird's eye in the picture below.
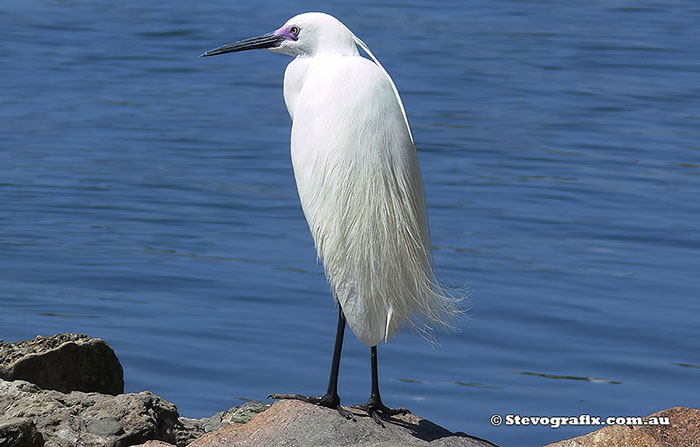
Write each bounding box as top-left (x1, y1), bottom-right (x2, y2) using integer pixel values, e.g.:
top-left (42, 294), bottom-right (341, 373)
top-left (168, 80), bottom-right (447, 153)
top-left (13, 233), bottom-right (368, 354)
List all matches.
top-left (290, 26), bottom-right (300, 36)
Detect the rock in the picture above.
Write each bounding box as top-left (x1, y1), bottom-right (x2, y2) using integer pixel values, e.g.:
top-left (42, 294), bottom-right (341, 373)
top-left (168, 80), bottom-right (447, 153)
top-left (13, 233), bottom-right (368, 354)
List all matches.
top-left (0, 379), bottom-right (204, 447)
top-left (130, 442), bottom-right (176, 447)
top-left (189, 400), bottom-right (495, 447)
top-left (0, 333), bottom-right (495, 446)
top-left (0, 417), bottom-right (44, 447)
top-left (86, 418), bottom-right (124, 437)
top-left (545, 406), bottom-right (700, 447)
top-left (0, 334), bottom-right (123, 395)
top-left (185, 401), bottom-right (272, 433)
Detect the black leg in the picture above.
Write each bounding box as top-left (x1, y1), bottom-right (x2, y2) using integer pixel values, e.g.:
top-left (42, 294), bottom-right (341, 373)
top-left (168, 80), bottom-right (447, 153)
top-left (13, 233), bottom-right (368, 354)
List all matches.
top-left (325, 304), bottom-right (346, 398)
top-left (268, 306), bottom-right (354, 419)
top-left (370, 345), bottom-right (380, 399)
top-left (353, 345), bottom-right (410, 425)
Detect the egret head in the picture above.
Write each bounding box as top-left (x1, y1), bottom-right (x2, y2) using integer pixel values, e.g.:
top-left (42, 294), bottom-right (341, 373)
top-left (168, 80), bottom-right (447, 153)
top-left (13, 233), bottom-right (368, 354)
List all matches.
top-left (201, 12), bottom-right (359, 59)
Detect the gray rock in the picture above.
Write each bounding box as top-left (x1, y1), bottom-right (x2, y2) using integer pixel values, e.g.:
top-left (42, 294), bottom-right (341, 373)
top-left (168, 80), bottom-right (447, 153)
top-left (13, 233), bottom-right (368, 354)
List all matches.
top-left (0, 379), bottom-right (203, 447)
top-left (0, 333), bottom-right (497, 447)
top-left (130, 442), bottom-right (176, 447)
top-left (0, 334), bottom-right (123, 395)
top-left (0, 417), bottom-right (44, 447)
top-left (189, 400), bottom-right (496, 447)
top-left (130, 442), bottom-right (175, 447)
top-left (86, 418), bottom-right (123, 437)
top-left (184, 401), bottom-right (272, 433)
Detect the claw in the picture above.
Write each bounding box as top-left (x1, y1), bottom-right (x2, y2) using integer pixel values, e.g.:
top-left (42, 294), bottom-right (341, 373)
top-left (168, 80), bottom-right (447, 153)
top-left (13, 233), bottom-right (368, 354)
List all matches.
top-left (336, 405), bottom-right (355, 420)
top-left (371, 410), bottom-right (384, 426)
top-left (352, 399), bottom-right (409, 425)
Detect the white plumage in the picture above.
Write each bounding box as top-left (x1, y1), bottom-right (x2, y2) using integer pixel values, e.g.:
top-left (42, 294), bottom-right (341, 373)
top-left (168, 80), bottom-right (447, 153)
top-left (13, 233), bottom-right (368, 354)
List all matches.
top-left (278, 13), bottom-right (457, 345)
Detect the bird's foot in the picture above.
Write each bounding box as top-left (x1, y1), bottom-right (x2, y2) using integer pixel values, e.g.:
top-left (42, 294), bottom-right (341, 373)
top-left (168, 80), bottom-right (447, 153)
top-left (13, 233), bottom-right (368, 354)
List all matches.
top-left (267, 393), bottom-right (355, 420)
top-left (352, 395), bottom-right (410, 426)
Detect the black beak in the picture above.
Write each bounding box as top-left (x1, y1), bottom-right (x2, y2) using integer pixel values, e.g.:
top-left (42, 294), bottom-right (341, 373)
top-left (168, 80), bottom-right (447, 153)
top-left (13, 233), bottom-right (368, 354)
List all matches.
top-left (200, 34), bottom-right (284, 57)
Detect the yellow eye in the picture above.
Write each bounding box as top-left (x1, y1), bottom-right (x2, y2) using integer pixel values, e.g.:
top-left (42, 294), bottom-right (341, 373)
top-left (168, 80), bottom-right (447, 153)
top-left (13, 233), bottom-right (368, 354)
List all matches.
top-left (290, 26), bottom-right (300, 36)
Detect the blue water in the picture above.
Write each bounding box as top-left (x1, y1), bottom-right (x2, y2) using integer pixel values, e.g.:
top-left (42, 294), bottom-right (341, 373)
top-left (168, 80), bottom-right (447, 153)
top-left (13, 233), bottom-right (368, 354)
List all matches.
top-left (2, 1), bottom-right (699, 445)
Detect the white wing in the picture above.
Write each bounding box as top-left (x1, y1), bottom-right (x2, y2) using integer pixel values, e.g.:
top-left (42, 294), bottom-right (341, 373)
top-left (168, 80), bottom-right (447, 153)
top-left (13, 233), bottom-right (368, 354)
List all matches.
top-left (288, 55), bottom-right (453, 345)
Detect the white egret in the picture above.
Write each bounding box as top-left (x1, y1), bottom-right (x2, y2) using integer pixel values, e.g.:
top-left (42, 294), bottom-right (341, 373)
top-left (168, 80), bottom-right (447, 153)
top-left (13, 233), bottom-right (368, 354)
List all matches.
top-left (202, 12), bottom-right (458, 423)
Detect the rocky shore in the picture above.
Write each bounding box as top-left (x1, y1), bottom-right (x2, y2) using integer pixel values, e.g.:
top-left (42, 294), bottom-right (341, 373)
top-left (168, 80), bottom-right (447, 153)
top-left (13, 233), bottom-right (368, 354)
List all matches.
top-left (0, 334), bottom-right (494, 447)
top-left (0, 334), bottom-right (697, 447)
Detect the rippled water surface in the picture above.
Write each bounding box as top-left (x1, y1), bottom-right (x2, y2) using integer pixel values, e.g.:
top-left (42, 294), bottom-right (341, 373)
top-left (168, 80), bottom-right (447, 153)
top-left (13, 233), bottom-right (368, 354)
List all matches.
top-left (2, 1), bottom-right (699, 445)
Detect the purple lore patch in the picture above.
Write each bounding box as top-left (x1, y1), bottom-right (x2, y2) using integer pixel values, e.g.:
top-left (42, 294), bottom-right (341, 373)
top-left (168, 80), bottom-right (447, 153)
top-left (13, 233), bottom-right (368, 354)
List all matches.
top-left (274, 25), bottom-right (299, 41)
